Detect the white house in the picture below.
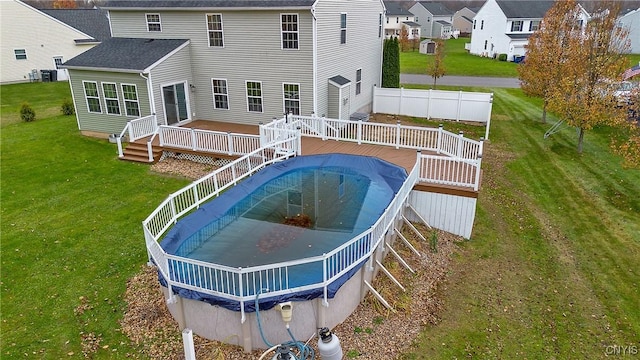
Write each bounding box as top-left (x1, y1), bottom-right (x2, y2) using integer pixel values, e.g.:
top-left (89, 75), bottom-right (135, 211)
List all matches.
top-left (618, 8), bottom-right (640, 54)
top-left (383, 1), bottom-right (421, 39)
top-left (0, 0), bottom-right (110, 83)
top-left (469, 0), bottom-right (590, 61)
top-left (409, 1), bottom-right (454, 39)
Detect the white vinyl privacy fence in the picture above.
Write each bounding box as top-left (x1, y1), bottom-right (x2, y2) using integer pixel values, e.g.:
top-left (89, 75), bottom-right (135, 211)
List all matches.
top-left (372, 87), bottom-right (493, 139)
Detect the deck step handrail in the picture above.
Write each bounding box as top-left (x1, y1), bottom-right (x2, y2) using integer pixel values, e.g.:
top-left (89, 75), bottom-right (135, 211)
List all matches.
top-left (417, 153), bottom-right (483, 190)
top-left (117, 115), bottom-right (158, 157)
top-left (142, 150), bottom-right (420, 311)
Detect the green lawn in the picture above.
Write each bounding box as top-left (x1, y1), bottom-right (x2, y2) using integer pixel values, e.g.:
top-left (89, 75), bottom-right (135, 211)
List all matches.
top-left (1, 80), bottom-right (639, 359)
top-left (400, 85), bottom-right (640, 359)
top-left (400, 37), bottom-right (519, 77)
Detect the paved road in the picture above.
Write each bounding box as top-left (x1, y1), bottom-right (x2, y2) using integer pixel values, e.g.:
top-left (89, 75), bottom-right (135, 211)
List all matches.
top-left (400, 74), bottom-right (521, 88)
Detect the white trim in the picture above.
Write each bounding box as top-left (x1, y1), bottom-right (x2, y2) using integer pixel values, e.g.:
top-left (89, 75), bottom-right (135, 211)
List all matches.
top-left (143, 40), bottom-right (190, 73)
top-left (82, 80), bottom-right (102, 114)
top-left (282, 82), bottom-right (301, 115)
top-left (121, 83), bottom-right (141, 117)
top-left (211, 78), bottom-right (230, 110)
top-left (311, 5), bottom-right (317, 116)
top-left (280, 13), bottom-right (299, 50)
top-left (101, 82), bottom-right (122, 116)
top-left (245, 80), bottom-right (264, 113)
top-left (205, 13), bottom-right (225, 48)
top-left (146, 13), bottom-right (162, 32)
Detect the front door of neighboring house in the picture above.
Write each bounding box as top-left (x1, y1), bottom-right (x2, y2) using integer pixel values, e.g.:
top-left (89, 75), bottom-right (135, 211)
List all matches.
top-left (53, 56), bottom-right (68, 81)
top-left (162, 82), bottom-right (189, 125)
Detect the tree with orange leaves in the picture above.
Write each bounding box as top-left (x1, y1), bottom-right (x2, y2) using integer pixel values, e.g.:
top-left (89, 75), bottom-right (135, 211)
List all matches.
top-left (53, 0), bottom-right (77, 8)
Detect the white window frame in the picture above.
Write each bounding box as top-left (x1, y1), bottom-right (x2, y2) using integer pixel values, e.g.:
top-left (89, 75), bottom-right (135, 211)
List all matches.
top-left (53, 56), bottom-right (63, 69)
top-left (146, 13), bottom-right (161, 32)
top-left (355, 68), bottom-right (362, 95)
top-left (511, 20), bottom-right (523, 32)
top-left (14, 49), bottom-right (27, 60)
top-left (245, 81), bottom-right (263, 113)
top-left (211, 78), bottom-right (229, 110)
top-left (282, 83), bottom-right (300, 115)
top-left (281, 13), bottom-right (299, 50)
top-left (82, 80), bottom-right (102, 114)
top-left (121, 83), bottom-right (140, 117)
top-left (206, 13), bottom-right (224, 48)
top-left (529, 20), bottom-right (540, 32)
top-left (101, 82), bottom-right (121, 115)
top-left (340, 13), bottom-right (347, 44)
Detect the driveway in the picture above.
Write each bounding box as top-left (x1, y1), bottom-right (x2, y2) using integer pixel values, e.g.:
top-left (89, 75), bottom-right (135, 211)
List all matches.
top-left (401, 74), bottom-right (521, 88)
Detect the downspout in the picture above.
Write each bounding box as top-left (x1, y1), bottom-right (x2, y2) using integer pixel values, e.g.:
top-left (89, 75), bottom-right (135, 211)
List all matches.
top-left (311, 2), bottom-right (318, 116)
top-left (139, 72), bottom-right (156, 122)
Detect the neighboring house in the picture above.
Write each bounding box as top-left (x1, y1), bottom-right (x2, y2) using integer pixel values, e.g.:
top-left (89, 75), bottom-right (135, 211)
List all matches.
top-left (409, 1), bottom-right (455, 39)
top-left (618, 8), bottom-right (640, 54)
top-left (0, 0), bottom-right (110, 83)
top-left (453, 6), bottom-right (480, 36)
top-left (469, 0), bottom-right (589, 60)
top-left (383, 1), bottom-right (421, 39)
top-left (62, 0), bottom-right (385, 137)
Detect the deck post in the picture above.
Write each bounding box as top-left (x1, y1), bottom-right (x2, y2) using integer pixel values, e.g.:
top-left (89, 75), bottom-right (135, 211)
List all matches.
top-left (437, 124), bottom-right (443, 154)
top-left (147, 141), bottom-right (154, 162)
top-left (357, 120), bottom-right (362, 145)
top-left (457, 131), bottom-right (464, 159)
top-left (395, 120), bottom-right (401, 149)
top-left (190, 128), bottom-right (197, 151)
top-left (296, 126), bottom-right (302, 155)
top-left (227, 131), bottom-right (233, 155)
top-left (321, 115), bottom-right (327, 141)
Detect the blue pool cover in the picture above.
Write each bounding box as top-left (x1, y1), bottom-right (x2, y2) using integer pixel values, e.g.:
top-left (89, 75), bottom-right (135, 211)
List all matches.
top-left (158, 153), bottom-right (408, 311)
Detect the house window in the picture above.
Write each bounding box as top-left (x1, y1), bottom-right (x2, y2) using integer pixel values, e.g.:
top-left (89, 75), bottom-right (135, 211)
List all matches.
top-left (355, 69), bottom-right (362, 95)
top-left (146, 13), bottom-right (161, 32)
top-left (246, 81), bottom-right (263, 113)
top-left (83, 81), bottom-right (101, 113)
top-left (484, 40), bottom-right (488, 50)
top-left (211, 78), bottom-right (229, 110)
top-left (415, 16), bottom-right (419, 22)
top-left (121, 84), bottom-right (140, 117)
top-left (283, 83), bottom-right (300, 115)
top-left (54, 56), bottom-right (63, 69)
top-left (340, 13), bottom-right (347, 44)
top-left (379, 13), bottom-right (383, 38)
top-left (281, 13), bottom-right (299, 49)
top-left (529, 20), bottom-right (540, 31)
top-left (473, 20), bottom-right (476, 29)
top-left (396, 17), bottom-right (399, 24)
top-left (206, 14), bottom-right (224, 47)
top-left (14, 49), bottom-right (27, 60)
top-left (386, 17), bottom-right (389, 24)
top-left (102, 82), bottom-right (120, 115)
top-left (511, 20), bottom-right (523, 32)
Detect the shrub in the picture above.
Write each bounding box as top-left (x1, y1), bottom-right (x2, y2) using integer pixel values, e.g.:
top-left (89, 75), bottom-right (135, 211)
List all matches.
top-left (498, 53), bottom-right (508, 62)
top-left (20, 103), bottom-right (36, 122)
top-left (61, 98), bottom-right (75, 115)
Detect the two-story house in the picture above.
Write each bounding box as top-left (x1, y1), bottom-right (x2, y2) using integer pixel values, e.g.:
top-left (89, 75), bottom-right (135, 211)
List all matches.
top-left (409, 1), bottom-right (454, 39)
top-left (383, 1), bottom-right (420, 39)
top-left (469, 0), bottom-right (589, 60)
top-left (62, 0), bottom-right (386, 138)
top-left (0, 0), bottom-right (110, 84)
top-left (618, 7), bottom-right (640, 54)
top-left (453, 6), bottom-right (481, 36)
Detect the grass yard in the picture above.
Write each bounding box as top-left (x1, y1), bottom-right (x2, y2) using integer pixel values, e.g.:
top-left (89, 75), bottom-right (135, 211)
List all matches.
top-left (400, 37), bottom-right (519, 77)
top-left (1, 81), bottom-right (639, 359)
top-left (400, 85), bottom-right (640, 359)
top-left (0, 82), bottom-right (190, 358)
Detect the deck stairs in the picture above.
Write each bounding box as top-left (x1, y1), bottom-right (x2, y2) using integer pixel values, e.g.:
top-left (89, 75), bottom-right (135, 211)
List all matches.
top-left (365, 204), bottom-right (433, 312)
top-left (120, 140), bottom-right (162, 164)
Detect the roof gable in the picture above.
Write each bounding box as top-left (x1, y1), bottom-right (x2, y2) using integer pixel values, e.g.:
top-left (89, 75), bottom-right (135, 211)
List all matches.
top-left (41, 9), bottom-right (111, 42)
top-left (384, 1), bottom-right (412, 16)
top-left (63, 38), bottom-right (189, 72)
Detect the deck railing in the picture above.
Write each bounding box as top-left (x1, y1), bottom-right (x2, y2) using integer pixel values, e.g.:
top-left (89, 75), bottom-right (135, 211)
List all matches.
top-left (157, 125), bottom-right (262, 156)
top-left (270, 114), bottom-right (483, 161)
top-left (143, 137), bottom-right (420, 321)
top-left (117, 115), bottom-right (158, 157)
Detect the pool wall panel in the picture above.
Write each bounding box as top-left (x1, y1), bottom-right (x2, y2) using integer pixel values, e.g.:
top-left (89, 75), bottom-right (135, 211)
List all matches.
top-left (407, 190), bottom-right (477, 239)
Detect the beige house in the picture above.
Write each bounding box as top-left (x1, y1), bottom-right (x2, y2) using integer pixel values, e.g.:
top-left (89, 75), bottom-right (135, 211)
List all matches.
top-left (0, 0), bottom-right (109, 83)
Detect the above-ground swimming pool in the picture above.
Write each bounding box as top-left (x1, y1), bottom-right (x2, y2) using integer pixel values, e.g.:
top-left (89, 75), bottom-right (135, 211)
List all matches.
top-left (159, 153), bottom-right (407, 310)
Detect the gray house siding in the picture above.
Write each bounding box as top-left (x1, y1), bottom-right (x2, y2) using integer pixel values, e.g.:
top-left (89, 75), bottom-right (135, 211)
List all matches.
top-left (409, 4), bottom-right (433, 38)
top-left (148, 44), bottom-right (194, 125)
top-left (108, 10), bottom-right (314, 125)
top-left (68, 69), bottom-right (150, 134)
top-left (314, 0), bottom-right (384, 119)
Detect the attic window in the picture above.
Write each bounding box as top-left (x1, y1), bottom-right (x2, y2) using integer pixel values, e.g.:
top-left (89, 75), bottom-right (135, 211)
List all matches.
top-left (529, 20), bottom-right (540, 31)
top-left (511, 20), bottom-right (523, 32)
top-left (146, 13), bottom-right (161, 32)
top-left (14, 49), bottom-right (27, 60)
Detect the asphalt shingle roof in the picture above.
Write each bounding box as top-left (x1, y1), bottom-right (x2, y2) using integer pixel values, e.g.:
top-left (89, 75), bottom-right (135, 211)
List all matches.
top-left (101, 0), bottom-right (315, 8)
top-left (41, 8), bottom-right (111, 41)
top-left (329, 75), bottom-right (351, 86)
top-left (496, 1), bottom-right (554, 19)
top-left (63, 38), bottom-right (189, 71)
top-left (384, 1), bottom-right (412, 16)
top-left (418, 2), bottom-right (454, 16)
